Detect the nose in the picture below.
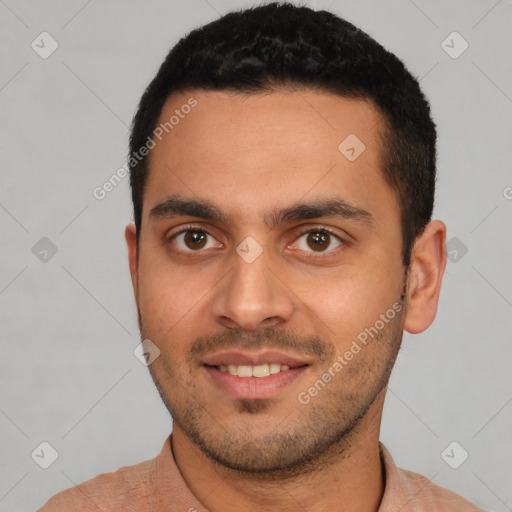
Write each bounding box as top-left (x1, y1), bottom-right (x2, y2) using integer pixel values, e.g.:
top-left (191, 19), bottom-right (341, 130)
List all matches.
top-left (210, 249), bottom-right (295, 331)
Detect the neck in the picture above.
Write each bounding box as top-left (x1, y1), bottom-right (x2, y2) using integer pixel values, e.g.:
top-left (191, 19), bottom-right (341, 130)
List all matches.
top-left (171, 392), bottom-right (386, 512)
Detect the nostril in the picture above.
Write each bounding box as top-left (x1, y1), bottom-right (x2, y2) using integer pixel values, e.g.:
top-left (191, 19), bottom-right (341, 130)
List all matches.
top-left (262, 316), bottom-right (280, 326)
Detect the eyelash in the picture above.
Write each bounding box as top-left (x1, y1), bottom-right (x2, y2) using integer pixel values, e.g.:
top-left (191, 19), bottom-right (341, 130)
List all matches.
top-left (166, 224), bottom-right (346, 257)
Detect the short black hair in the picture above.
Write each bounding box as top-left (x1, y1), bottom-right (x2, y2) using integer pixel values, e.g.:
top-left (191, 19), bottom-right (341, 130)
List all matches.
top-left (129, 2), bottom-right (436, 266)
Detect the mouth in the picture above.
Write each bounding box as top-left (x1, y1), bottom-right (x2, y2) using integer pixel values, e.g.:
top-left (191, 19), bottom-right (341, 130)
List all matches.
top-left (205, 362), bottom-right (302, 377)
top-left (201, 350), bottom-right (311, 399)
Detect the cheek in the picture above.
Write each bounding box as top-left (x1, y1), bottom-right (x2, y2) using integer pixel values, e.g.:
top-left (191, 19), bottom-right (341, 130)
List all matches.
top-left (136, 254), bottom-right (208, 341)
top-left (295, 256), bottom-right (403, 345)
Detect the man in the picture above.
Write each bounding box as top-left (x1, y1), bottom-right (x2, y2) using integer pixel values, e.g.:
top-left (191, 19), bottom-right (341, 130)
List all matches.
top-left (40, 2), bottom-right (482, 511)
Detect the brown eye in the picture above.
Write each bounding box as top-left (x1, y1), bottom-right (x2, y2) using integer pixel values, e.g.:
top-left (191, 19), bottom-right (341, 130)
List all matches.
top-left (293, 230), bottom-right (342, 254)
top-left (184, 231), bottom-right (207, 250)
top-left (173, 229), bottom-right (218, 252)
top-left (306, 232), bottom-right (330, 251)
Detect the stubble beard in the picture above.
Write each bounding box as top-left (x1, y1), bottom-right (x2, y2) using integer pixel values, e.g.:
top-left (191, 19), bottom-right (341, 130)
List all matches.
top-left (140, 300), bottom-right (405, 479)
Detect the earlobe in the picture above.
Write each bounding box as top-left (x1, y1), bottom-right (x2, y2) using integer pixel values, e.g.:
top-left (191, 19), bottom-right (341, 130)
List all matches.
top-left (125, 223), bottom-right (139, 303)
top-left (403, 220), bottom-right (447, 334)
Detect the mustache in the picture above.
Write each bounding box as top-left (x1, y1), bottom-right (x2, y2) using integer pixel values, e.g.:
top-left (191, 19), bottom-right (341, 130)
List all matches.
top-left (187, 327), bottom-right (334, 364)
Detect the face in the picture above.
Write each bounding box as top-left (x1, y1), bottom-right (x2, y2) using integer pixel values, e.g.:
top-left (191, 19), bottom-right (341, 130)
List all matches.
top-left (126, 89), bottom-right (419, 475)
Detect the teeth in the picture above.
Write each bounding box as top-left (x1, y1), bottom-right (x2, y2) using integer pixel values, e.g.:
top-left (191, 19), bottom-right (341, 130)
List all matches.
top-left (252, 364), bottom-right (270, 377)
top-left (237, 365), bottom-right (253, 377)
top-left (217, 363), bottom-right (292, 377)
top-left (269, 363), bottom-right (281, 374)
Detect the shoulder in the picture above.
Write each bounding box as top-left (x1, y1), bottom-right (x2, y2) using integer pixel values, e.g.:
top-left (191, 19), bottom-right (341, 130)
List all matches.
top-left (379, 443), bottom-right (483, 511)
top-left (396, 466), bottom-right (483, 511)
top-left (38, 459), bottom-right (152, 512)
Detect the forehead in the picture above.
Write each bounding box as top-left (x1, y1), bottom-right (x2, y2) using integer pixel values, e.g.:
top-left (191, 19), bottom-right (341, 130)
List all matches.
top-left (145, 88), bottom-right (397, 226)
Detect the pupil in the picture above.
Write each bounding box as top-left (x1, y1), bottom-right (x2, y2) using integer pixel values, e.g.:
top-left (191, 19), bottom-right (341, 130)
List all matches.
top-left (185, 231), bottom-right (207, 249)
top-left (307, 232), bottom-right (329, 251)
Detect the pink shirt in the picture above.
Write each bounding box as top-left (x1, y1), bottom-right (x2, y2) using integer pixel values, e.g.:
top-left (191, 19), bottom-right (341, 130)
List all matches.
top-left (39, 436), bottom-right (483, 511)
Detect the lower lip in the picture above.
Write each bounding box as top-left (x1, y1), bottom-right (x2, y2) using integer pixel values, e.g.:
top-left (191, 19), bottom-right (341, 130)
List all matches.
top-left (203, 365), bottom-right (308, 400)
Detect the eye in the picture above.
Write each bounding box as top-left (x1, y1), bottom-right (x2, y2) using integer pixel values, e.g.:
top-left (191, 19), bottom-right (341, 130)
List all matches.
top-left (292, 229), bottom-right (342, 253)
top-left (171, 229), bottom-right (220, 252)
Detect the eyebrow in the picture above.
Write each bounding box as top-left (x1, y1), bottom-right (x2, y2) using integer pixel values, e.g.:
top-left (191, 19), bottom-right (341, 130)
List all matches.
top-left (149, 194), bottom-right (373, 228)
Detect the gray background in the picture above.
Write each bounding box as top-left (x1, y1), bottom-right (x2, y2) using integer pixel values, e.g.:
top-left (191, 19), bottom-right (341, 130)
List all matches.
top-left (1, 0), bottom-right (511, 510)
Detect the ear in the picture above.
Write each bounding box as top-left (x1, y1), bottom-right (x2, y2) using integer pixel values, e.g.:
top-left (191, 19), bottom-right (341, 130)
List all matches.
top-left (404, 220), bottom-right (447, 334)
top-left (125, 222), bottom-right (139, 306)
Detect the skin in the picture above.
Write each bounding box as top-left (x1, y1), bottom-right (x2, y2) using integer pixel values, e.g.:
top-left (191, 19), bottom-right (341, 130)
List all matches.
top-left (125, 89), bottom-right (447, 512)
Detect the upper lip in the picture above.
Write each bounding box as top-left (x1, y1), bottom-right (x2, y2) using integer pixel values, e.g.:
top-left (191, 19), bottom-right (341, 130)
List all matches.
top-left (201, 350), bottom-right (311, 368)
